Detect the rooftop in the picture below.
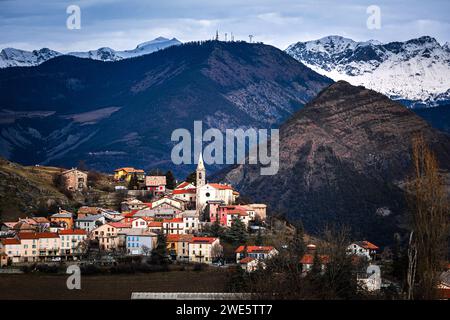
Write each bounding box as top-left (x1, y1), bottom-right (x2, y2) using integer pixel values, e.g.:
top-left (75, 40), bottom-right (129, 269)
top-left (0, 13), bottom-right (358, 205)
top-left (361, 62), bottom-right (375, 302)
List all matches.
top-left (59, 229), bottom-right (87, 235)
top-left (75, 214), bottom-right (104, 222)
top-left (191, 237), bottom-right (217, 244)
top-left (235, 246), bottom-right (275, 254)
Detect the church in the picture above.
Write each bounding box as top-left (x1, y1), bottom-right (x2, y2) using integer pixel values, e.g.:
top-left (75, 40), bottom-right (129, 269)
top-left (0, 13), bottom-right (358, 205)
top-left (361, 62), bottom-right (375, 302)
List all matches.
top-left (194, 153), bottom-right (238, 212)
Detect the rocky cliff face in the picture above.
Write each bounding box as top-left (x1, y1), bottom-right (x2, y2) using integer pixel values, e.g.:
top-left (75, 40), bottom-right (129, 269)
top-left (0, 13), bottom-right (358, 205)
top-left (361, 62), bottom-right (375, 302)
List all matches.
top-left (220, 81), bottom-right (450, 244)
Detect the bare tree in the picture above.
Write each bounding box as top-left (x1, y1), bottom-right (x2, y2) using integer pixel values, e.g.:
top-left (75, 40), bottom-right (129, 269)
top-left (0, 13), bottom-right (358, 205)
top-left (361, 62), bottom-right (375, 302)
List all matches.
top-left (406, 135), bottom-right (449, 299)
top-left (211, 243), bottom-right (224, 262)
top-left (141, 245), bottom-right (151, 256)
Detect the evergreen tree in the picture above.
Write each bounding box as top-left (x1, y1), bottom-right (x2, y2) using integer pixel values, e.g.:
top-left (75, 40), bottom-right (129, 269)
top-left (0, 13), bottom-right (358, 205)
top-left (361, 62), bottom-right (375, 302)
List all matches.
top-left (152, 233), bottom-right (169, 265)
top-left (224, 217), bottom-right (248, 244)
top-left (255, 228), bottom-right (264, 246)
top-left (186, 171), bottom-right (196, 185)
top-left (165, 170), bottom-right (176, 190)
top-left (290, 220), bottom-right (306, 258)
top-left (310, 250), bottom-right (322, 276)
top-left (210, 219), bottom-right (223, 237)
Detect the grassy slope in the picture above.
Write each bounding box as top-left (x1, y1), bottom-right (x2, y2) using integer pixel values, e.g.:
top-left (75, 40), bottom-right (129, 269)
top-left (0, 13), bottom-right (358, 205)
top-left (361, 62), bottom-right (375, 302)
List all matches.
top-left (0, 158), bottom-right (70, 221)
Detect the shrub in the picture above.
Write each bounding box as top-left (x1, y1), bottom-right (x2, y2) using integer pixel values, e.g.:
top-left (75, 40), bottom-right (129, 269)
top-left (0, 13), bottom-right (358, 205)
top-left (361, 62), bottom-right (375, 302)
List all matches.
top-left (80, 264), bottom-right (101, 275)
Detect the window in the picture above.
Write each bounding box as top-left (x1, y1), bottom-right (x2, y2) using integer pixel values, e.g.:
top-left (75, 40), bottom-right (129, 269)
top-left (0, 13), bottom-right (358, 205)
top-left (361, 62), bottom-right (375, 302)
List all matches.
top-left (205, 192), bottom-right (210, 197)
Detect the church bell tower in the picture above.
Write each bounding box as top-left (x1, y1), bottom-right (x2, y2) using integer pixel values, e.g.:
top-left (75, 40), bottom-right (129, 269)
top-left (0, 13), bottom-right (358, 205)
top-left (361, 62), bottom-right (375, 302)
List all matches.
top-left (196, 152), bottom-right (206, 189)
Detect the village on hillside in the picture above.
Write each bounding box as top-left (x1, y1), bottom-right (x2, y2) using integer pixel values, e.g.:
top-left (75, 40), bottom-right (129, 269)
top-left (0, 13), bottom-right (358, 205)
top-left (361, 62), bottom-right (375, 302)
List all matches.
top-left (0, 154), bottom-right (402, 296)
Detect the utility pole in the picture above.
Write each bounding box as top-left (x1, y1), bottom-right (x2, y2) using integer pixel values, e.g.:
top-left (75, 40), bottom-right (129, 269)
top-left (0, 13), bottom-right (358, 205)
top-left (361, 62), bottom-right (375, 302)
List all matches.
top-left (225, 33), bottom-right (228, 41)
top-left (215, 30), bottom-right (219, 41)
top-left (249, 35), bottom-right (254, 43)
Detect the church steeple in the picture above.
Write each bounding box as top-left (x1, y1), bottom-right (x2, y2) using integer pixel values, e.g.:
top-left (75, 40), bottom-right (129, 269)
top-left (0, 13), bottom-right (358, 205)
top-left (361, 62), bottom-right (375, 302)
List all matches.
top-left (196, 152), bottom-right (206, 188)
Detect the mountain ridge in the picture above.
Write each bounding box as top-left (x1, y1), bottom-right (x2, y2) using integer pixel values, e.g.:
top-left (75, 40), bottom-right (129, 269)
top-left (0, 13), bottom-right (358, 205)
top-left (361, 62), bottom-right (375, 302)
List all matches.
top-left (0, 37), bottom-right (182, 68)
top-left (286, 35), bottom-right (450, 107)
top-left (219, 81), bottom-right (450, 244)
top-left (0, 40), bottom-right (332, 176)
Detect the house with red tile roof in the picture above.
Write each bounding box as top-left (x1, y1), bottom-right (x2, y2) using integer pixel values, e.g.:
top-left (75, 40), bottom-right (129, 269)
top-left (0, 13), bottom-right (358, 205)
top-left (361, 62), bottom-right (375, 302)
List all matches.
top-left (148, 221), bottom-right (163, 233)
top-left (91, 223), bottom-right (130, 251)
top-left (235, 245), bottom-right (278, 263)
top-left (188, 237), bottom-right (221, 264)
top-left (300, 254), bottom-right (330, 273)
top-left (166, 234), bottom-right (194, 262)
top-left (162, 218), bottom-right (185, 235)
top-left (58, 229), bottom-right (87, 257)
top-left (216, 205), bottom-right (250, 227)
top-left (172, 188), bottom-right (197, 203)
top-left (347, 241), bottom-right (379, 261)
top-left (145, 175), bottom-right (166, 195)
top-left (0, 238), bottom-right (21, 264)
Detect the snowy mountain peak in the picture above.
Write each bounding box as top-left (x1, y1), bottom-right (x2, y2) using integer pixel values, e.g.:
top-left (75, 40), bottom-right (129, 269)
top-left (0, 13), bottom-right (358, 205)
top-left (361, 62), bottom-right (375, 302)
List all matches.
top-left (131, 37), bottom-right (181, 53)
top-left (286, 35), bottom-right (450, 106)
top-left (0, 37), bottom-right (182, 67)
top-left (0, 47), bottom-right (61, 68)
top-left (444, 42), bottom-right (450, 52)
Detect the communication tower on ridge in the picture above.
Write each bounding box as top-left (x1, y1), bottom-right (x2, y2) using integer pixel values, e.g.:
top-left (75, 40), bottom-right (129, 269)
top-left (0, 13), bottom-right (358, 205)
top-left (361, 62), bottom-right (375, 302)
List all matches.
top-left (249, 35), bottom-right (254, 43)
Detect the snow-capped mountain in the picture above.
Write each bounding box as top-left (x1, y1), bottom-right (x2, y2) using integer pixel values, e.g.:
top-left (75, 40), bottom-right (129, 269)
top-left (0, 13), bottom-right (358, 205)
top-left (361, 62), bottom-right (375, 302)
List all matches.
top-left (0, 37), bottom-right (181, 68)
top-left (69, 37), bottom-right (181, 61)
top-left (286, 35), bottom-right (450, 107)
top-left (0, 47), bottom-right (61, 68)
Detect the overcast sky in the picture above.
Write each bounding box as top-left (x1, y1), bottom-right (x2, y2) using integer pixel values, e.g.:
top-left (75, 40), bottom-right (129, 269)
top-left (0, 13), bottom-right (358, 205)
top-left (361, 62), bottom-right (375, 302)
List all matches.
top-left (0, 0), bottom-right (449, 52)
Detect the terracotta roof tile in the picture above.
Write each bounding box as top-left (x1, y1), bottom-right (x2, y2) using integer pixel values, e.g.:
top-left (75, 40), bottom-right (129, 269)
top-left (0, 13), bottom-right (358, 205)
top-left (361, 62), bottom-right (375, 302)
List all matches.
top-left (235, 246), bottom-right (275, 254)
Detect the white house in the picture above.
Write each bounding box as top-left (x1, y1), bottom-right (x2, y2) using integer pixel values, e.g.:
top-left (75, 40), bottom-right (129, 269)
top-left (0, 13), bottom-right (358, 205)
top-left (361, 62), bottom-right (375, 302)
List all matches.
top-left (0, 238), bottom-right (21, 264)
top-left (162, 218), bottom-right (185, 235)
top-left (238, 257), bottom-right (266, 272)
top-left (235, 246), bottom-right (279, 263)
top-left (347, 241), bottom-right (379, 260)
top-left (58, 229), bottom-right (87, 257)
top-left (131, 217), bottom-right (149, 229)
top-left (188, 237), bottom-right (221, 264)
top-left (123, 229), bottom-right (157, 255)
top-left (182, 210), bottom-right (200, 234)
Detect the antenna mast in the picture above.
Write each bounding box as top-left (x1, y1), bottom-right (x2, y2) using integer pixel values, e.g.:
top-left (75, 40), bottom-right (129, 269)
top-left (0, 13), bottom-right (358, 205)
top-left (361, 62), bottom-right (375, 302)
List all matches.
top-left (249, 35), bottom-right (254, 43)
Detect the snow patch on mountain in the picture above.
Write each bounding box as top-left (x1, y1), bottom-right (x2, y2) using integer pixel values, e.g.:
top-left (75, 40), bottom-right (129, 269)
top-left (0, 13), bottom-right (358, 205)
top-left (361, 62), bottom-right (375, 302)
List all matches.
top-left (286, 35), bottom-right (450, 106)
